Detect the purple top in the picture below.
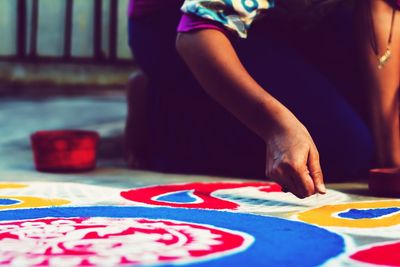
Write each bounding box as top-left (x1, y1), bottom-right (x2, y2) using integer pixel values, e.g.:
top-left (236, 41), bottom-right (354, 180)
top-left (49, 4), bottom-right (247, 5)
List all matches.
top-left (128, 0), bottom-right (227, 35)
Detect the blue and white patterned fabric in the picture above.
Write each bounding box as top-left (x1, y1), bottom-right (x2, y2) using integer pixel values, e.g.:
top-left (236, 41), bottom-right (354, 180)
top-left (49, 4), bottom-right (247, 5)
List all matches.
top-left (181, 0), bottom-right (275, 38)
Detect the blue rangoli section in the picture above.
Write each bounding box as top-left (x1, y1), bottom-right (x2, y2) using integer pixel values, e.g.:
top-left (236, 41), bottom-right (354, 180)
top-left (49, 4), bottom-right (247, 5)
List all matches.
top-left (339, 208), bottom-right (400, 219)
top-left (0, 206), bottom-right (345, 267)
top-left (0, 199), bottom-right (20, 205)
top-left (156, 190), bottom-right (198, 203)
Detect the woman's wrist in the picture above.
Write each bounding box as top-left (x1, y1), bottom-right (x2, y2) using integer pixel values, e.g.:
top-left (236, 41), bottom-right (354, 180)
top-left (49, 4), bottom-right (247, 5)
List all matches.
top-left (256, 98), bottom-right (301, 143)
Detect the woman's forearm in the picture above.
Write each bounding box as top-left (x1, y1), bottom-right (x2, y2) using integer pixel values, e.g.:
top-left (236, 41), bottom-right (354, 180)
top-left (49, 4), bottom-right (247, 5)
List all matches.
top-left (176, 29), bottom-right (292, 141)
top-left (176, 29), bottom-right (326, 197)
top-left (357, 0), bottom-right (400, 167)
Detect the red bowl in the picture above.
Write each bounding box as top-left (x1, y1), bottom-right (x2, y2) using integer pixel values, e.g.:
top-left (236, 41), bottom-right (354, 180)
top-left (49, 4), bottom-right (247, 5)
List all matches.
top-left (31, 130), bottom-right (100, 173)
top-left (369, 168), bottom-right (400, 197)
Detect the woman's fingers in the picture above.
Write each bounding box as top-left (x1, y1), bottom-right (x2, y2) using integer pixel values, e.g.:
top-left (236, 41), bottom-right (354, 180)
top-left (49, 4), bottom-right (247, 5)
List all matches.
top-left (282, 162), bottom-right (313, 198)
top-left (308, 146), bottom-right (326, 194)
top-left (264, 118), bottom-right (325, 198)
top-left (267, 165), bottom-right (296, 196)
top-left (268, 157), bottom-right (317, 199)
top-left (292, 170), bottom-right (315, 199)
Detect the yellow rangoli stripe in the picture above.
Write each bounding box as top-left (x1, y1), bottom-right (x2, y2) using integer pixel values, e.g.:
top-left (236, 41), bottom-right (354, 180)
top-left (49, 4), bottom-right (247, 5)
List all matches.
top-left (0, 196), bottom-right (70, 210)
top-left (297, 201), bottom-right (400, 228)
top-left (0, 183), bottom-right (28, 189)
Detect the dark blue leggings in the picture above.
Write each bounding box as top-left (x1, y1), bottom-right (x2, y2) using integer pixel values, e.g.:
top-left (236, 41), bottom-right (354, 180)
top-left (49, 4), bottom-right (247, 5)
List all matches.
top-left (128, 7), bottom-right (374, 181)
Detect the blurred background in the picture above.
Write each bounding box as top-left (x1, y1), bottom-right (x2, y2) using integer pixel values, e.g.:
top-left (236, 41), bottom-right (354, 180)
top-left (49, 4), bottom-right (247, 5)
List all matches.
top-left (0, 0), bottom-right (135, 175)
top-left (0, 0), bottom-right (133, 92)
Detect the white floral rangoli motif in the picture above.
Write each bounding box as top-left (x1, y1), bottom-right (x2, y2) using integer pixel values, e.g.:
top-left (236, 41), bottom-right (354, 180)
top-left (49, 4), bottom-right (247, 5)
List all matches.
top-left (0, 217), bottom-right (253, 266)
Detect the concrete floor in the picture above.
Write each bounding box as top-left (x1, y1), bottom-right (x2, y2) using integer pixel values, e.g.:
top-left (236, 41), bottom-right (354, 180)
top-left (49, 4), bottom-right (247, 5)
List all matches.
top-left (1, 96), bottom-right (397, 226)
top-left (0, 94), bottom-right (124, 180)
top-left (0, 93), bottom-right (236, 185)
top-left (0, 93), bottom-right (392, 194)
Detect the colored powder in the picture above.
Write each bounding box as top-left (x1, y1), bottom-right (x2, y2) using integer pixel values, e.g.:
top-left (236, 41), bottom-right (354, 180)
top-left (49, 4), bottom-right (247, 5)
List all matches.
top-left (339, 208), bottom-right (400, 219)
top-left (156, 190), bottom-right (199, 203)
top-left (121, 182), bottom-right (281, 209)
top-left (351, 242), bottom-right (400, 266)
top-left (0, 199), bottom-right (20, 205)
top-left (297, 201), bottom-right (400, 228)
top-left (0, 206), bottom-right (345, 267)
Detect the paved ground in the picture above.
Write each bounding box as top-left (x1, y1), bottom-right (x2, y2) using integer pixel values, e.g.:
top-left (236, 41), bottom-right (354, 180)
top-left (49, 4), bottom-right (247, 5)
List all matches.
top-left (0, 93), bottom-right (227, 186)
top-left (0, 92), bottom-right (388, 200)
top-left (0, 93), bottom-right (384, 188)
top-left (0, 94), bottom-right (123, 178)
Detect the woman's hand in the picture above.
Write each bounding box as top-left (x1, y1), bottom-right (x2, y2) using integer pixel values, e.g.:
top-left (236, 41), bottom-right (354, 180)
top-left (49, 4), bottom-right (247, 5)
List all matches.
top-left (265, 113), bottom-right (326, 198)
top-left (177, 29), bottom-right (326, 198)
